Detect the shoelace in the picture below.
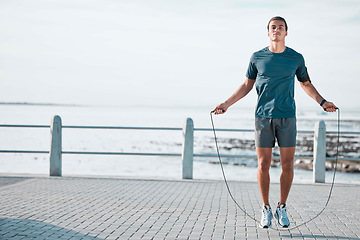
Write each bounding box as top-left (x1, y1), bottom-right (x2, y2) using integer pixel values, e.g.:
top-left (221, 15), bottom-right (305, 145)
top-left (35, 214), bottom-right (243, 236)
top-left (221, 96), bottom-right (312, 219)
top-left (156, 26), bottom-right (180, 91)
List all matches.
top-left (277, 207), bottom-right (287, 219)
top-left (262, 207), bottom-right (271, 220)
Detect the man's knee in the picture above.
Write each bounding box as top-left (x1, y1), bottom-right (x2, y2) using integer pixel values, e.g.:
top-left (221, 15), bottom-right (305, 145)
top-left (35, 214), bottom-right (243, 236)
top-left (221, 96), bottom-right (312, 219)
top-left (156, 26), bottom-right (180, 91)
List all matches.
top-left (258, 158), bottom-right (271, 172)
top-left (280, 147), bottom-right (295, 172)
top-left (281, 159), bottom-right (294, 172)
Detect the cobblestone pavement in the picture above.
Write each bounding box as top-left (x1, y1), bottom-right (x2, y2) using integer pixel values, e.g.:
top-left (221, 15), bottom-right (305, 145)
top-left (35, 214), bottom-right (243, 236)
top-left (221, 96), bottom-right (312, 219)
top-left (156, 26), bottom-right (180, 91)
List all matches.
top-left (0, 176), bottom-right (359, 240)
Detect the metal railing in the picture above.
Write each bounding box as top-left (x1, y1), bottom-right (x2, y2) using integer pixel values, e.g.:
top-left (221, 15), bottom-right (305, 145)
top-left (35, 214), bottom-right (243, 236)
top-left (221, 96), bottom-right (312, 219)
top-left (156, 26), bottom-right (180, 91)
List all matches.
top-left (0, 115), bottom-right (359, 182)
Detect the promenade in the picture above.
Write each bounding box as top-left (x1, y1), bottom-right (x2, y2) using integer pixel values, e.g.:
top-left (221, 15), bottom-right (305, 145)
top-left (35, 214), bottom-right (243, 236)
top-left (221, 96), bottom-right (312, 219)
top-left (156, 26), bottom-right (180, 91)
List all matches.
top-left (0, 175), bottom-right (359, 240)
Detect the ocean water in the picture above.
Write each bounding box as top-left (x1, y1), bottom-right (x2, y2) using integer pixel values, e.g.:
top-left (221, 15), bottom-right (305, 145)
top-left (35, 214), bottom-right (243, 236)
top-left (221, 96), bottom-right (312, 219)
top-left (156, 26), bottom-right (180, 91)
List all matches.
top-left (0, 104), bottom-right (359, 184)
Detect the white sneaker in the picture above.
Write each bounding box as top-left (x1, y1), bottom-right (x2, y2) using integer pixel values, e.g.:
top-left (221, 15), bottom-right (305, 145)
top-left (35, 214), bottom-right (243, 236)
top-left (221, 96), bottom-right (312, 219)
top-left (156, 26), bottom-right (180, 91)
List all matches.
top-left (275, 203), bottom-right (290, 228)
top-left (259, 205), bottom-right (272, 228)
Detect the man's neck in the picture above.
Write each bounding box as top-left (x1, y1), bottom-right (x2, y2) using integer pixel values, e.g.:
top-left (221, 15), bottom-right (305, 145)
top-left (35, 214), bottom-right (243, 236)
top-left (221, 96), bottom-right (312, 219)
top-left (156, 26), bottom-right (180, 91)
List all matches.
top-left (268, 41), bottom-right (286, 53)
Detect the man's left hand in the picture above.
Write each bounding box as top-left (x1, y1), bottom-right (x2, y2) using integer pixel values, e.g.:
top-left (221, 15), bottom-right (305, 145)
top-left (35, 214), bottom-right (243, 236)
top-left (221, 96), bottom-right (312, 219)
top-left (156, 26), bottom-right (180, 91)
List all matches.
top-left (323, 101), bottom-right (338, 112)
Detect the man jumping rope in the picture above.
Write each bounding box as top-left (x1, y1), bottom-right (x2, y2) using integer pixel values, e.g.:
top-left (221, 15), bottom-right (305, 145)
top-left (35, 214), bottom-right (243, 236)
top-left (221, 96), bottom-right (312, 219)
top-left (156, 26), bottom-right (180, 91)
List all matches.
top-left (212, 16), bottom-right (337, 228)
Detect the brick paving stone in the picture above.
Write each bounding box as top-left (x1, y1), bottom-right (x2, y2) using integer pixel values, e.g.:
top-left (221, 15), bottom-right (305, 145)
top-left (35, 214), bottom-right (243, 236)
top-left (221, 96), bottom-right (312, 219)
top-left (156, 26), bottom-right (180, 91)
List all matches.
top-left (0, 176), bottom-right (360, 239)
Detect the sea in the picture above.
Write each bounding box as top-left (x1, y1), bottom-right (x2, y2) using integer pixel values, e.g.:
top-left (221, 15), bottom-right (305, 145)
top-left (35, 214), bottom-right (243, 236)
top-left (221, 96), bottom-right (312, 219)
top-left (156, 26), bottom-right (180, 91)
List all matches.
top-left (0, 104), bottom-right (359, 184)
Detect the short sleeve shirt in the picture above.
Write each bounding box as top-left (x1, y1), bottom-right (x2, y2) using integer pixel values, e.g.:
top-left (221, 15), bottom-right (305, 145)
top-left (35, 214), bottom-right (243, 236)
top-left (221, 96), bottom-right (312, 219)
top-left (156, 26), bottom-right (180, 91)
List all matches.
top-left (246, 47), bottom-right (309, 118)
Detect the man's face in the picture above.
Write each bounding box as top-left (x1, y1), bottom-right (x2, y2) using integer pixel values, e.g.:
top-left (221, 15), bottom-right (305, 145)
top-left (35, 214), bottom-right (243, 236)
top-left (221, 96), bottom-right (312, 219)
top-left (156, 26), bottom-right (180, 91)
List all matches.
top-left (268, 20), bottom-right (287, 42)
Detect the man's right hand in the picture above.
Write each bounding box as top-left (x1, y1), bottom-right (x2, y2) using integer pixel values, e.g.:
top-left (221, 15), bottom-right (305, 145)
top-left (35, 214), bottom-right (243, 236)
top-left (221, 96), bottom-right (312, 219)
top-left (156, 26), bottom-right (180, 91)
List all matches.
top-left (212, 103), bottom-right (228, 115)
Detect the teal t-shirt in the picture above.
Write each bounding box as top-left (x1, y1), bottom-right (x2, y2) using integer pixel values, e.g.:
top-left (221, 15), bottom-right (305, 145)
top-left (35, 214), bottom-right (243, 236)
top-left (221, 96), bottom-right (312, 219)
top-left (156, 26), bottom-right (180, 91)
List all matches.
top-left (246, 46), bottom-right (310, 118)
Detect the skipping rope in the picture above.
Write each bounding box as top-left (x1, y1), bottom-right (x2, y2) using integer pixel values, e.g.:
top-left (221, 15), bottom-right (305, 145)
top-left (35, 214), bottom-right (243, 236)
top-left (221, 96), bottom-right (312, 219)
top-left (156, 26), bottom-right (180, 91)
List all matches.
top-left (210, 108), bottom-right (340, 231)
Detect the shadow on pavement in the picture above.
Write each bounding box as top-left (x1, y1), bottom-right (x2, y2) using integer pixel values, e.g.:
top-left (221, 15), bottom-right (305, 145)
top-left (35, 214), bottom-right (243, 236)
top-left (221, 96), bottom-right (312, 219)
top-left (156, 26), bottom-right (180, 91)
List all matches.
top-left (0, 176), bottom-right (33, 187)
top-left (282, 234), bottom-right (359, 240)
top-left (0, 218), bottom-right (103, 239)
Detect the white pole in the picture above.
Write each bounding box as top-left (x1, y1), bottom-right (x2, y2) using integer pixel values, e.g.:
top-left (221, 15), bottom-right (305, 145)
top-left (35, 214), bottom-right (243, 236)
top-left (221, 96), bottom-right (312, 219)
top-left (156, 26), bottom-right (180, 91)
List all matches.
top-left (182, 118), bottom-right (194, 179)
top-left (50, 115), bottom-right (62, 176)
top-left (313, 120), bottom-right (326, 183)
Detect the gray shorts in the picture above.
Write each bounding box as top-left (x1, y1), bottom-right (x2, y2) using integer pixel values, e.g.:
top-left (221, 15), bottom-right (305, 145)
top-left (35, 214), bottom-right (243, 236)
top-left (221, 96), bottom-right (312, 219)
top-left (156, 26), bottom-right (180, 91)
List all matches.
top-left (255, 118), bottom-right (297, 148)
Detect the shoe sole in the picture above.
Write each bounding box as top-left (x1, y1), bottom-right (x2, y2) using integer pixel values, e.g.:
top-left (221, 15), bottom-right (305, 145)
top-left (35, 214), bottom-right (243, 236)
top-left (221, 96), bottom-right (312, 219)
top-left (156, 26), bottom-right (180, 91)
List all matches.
top-left (259, 223), bottom-right (271, 229)
top-left (259, 221), bottom-right (272, 229)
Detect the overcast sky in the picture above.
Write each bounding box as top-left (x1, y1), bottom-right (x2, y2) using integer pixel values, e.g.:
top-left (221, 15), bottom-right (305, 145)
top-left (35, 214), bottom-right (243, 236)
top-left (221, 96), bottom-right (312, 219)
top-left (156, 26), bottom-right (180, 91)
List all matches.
top-left (1, 0), bottom-right (359, 110)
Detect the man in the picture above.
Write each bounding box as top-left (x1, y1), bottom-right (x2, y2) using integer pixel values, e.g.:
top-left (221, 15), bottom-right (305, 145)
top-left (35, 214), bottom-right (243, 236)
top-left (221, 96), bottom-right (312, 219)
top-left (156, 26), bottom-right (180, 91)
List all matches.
top-left (212, 16), bottom-right (337, 228)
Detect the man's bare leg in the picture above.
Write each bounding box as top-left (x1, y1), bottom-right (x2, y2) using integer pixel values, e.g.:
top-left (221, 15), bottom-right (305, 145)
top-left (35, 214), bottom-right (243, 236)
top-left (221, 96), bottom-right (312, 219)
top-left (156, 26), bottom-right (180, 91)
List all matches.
top-left (256, 147), bottom-right (273, 206)
top-left (279, 147), bottom-right (295, 206)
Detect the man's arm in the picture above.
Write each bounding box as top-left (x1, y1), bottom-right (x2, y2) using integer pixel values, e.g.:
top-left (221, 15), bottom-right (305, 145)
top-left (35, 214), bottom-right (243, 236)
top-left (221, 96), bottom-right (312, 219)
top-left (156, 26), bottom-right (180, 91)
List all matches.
top-left (212, 78), bottom-right (255, 114)
top-left (299, 80), bottom-right (337, 112)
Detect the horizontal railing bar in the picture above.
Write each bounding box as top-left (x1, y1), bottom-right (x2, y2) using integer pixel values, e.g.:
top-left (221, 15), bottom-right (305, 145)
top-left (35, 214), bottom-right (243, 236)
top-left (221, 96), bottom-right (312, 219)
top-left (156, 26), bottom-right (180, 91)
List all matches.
top-left (194, 154), bottom-right (314, 159)
top-left (195, 128), bottom-right (315, 134)
top-left (195, 154), bottom-right (360, 161)
top-left (326, 157), bottom-right (360, 161)
top-left (62, 151), bottom-right (181, 156)
top-left (0, 150), bottom-right (49, 154)
top-left (196, 128), bottom-right (360, 134)
top-left (194, 153), bottom-right (258, 158)
top-left (62, 126), bottom-right (182, 130)
top-left (327, 131), bottom-right (360, 134)
top-left (299, 130), bottom-right (315, 134)
top-left (195, 128), bottom-right (254, 132)
top-left (0, 124), bottom-right (50, 128)
top-left (0, 125), bottom-right (182, 131)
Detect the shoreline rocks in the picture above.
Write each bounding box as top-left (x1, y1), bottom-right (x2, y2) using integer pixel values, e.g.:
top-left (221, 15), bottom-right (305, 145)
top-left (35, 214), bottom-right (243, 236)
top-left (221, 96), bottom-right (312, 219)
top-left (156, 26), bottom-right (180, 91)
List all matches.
top-left (203, 134), bottom-right (360, 173)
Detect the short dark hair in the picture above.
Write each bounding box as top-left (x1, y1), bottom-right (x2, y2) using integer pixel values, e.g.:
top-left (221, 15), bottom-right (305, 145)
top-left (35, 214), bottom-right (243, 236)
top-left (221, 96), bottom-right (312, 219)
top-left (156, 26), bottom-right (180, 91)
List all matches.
top-left (267, 16), bottom-right (288, 31)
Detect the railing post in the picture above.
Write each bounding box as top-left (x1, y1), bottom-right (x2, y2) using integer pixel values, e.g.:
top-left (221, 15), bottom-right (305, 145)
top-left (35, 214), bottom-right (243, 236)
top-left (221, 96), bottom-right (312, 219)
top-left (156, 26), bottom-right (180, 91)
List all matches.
top-left (313, 120), bottom-right (326, 183)
top-left (50, 115), bottom-right (62, 177)
top-left (182, 118), bottom-right (194, 179)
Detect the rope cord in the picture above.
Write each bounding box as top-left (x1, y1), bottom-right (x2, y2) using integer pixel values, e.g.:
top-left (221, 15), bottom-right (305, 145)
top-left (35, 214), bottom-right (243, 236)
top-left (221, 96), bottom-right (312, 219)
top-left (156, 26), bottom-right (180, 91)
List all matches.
top-left (210, 109), bottom-right (340, 231)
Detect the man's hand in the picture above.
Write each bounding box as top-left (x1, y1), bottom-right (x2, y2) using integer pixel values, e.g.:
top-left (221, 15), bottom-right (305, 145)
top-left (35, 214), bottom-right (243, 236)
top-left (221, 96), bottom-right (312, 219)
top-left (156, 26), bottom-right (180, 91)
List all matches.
top-left (212, 103), bottom-right (229, 115)
top-left (322, 101), bottom-right (338, 112)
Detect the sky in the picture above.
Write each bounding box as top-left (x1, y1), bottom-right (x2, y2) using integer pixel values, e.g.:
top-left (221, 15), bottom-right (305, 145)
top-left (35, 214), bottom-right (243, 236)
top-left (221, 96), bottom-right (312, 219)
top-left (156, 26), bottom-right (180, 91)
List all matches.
top-left (1, 0), bottom-right (359, 110)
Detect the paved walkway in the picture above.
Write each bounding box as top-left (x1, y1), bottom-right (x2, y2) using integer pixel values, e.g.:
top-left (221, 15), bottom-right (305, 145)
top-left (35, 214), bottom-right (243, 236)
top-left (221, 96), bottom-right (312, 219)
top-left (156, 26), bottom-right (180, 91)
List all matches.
top-left (0, 175), bottom-right (359, 240)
